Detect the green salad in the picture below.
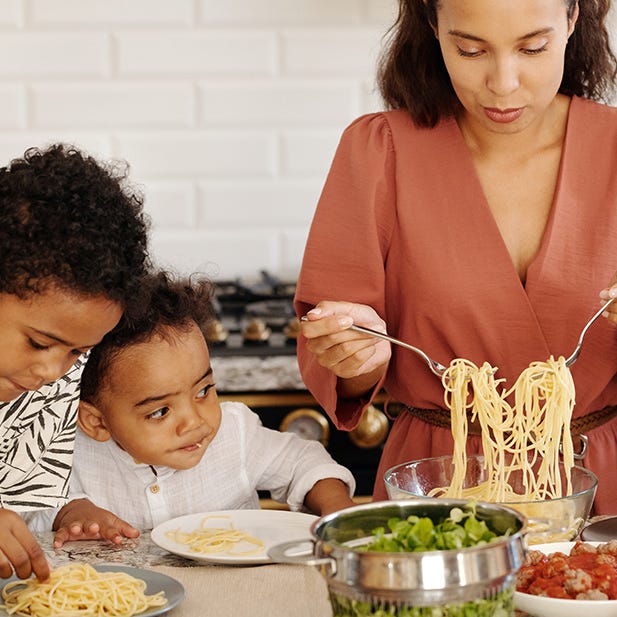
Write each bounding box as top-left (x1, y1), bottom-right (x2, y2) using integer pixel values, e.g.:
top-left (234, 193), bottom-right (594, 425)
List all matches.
top-left (359, 502), bottom-right (507, 553)
top-left (329, 588), bottom-right (513, 617)
top-left (329, 503), bottom-right (516, 617)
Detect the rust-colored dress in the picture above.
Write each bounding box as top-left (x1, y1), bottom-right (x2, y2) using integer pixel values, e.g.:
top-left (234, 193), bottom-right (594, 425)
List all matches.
top-left (295, 96), bottom-right (617, 514)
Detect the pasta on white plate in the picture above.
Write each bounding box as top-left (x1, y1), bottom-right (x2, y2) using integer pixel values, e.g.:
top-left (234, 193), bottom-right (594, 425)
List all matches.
top-left (165, 515), bottom-right (265, 556)
top-left (433, 355), bottom-right (576, 503)
top-left (0, 563), bottom-right (167, 617)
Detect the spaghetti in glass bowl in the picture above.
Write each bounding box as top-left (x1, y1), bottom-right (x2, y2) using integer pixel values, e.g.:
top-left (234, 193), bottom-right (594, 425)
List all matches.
top-left (384, 454), bottom-right (598, 545)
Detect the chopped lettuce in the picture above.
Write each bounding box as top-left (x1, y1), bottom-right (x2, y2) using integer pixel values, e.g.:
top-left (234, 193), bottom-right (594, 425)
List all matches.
top-left (359, 503), bottom-right (507, 553)
top-left (329, 588), bottom-right (513, 617)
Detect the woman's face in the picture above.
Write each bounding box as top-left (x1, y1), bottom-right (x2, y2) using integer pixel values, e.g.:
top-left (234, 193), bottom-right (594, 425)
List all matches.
top-left (0, 288), bottom-right (123, 401)
top-left (434, 0), bottom-right (577, 133)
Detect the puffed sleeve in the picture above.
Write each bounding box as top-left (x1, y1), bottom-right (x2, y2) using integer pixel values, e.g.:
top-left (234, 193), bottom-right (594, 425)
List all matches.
top-left (295, 113), bottom-right (396, 430)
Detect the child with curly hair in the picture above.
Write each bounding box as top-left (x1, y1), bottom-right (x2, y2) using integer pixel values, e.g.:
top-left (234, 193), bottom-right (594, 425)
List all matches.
top-left (0, 144), bottom-right (150, 580)
top-left (25, 271), bottom-right (356, 547)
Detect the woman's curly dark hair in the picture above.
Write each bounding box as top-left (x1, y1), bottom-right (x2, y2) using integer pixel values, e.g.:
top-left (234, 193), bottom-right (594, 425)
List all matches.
top-left (0, 143), bottom-right (151, 309)
top-left (80, 271), bottom-right (215, 402)
top-left (378, 0), bottom-right (617, 127)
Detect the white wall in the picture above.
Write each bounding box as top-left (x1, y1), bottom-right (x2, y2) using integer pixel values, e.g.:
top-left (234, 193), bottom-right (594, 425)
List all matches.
top-left (0, 0), bottom-right (614, 282)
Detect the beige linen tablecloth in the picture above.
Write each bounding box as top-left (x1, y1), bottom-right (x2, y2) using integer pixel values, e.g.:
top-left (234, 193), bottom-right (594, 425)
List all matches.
top-left (150, 564), bottom-right (333, 617)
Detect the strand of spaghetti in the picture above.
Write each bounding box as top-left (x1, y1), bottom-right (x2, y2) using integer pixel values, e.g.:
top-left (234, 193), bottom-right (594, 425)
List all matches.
top-left (165, 516), bottom-right (265, 556)
top-left (432, 355), bottom-right (575, 503)
top-left (0, 563), bottom-right (167, 617)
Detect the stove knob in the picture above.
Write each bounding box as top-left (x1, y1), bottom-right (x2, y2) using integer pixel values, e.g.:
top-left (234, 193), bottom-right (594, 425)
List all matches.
top-left (242, 317), bottom-right (272, 343)
top-left (349, 405), bottom-right (390, 449)
top-left (280, 409), bottom-right (329, 446)
top-left (283, 316), bottom-right (300, 341)
top-left (203, 319), bottom-right (229, 344)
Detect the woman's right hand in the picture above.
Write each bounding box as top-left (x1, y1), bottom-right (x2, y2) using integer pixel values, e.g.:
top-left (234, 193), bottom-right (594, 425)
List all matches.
top-left (0, 508), bottom-right (50, 581)
top-left (299, 301), bottom-right (391, 389)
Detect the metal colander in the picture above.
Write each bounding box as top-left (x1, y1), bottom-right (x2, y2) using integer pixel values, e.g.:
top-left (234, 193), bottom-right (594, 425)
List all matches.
top-left (269, 499), bottom-right (527, 615)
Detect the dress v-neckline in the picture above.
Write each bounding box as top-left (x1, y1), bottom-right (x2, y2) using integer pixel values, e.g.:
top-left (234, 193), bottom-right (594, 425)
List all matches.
top-left (449, 97), bottom-right (576, 293)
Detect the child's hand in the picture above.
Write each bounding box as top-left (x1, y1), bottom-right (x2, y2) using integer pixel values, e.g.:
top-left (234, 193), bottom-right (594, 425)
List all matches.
top-left (52, 498), bottom-right (140, 548)
top-left (0, 508), bottom-right (50, 581)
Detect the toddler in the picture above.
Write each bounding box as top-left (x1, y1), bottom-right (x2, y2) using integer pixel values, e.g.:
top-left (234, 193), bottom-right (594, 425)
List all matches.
top-left (27, 272), bottom-right (355, 546)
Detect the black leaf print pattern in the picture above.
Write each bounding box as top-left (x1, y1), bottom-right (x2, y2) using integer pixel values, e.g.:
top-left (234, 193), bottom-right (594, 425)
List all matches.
top-left (0, 357), bottom-right (85, 511)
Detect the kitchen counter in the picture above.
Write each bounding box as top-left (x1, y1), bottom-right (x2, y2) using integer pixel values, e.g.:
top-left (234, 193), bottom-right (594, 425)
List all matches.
top-left (210, 355), bottom-right (304, 392)
top-left (26, 531), bottom-right (531, 617)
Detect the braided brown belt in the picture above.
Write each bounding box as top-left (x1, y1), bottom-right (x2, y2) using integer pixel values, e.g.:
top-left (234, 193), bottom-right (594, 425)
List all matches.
top-left (404, 403), bottom-right (617, 457)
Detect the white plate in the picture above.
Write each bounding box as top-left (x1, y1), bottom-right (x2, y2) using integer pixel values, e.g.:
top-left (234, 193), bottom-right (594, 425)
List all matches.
top-left (514, 541), bottom-right (617, 617)
top-left (151, 509), bottom-right (317, 565)
top-left (0, 564), bottom-right (184, 617)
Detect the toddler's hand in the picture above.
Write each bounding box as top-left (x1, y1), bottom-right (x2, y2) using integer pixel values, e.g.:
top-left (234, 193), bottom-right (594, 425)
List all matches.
top-left (52, 498), bottom-right (140, 548)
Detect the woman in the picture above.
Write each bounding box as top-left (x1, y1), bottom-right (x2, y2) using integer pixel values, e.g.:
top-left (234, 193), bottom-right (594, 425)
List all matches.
top-left (0, 144), bottom-right (150, 580)
top-left (295, 0), bottom-right (617, 512)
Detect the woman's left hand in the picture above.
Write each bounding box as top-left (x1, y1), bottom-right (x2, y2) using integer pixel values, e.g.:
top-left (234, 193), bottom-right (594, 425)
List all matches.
top-left (600, 277), bottom-right (617, 324)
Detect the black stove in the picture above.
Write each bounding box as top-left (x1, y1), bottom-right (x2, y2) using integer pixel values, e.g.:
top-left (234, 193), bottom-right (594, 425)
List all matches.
top-left (206, 271), bottom-right (299, 358)
top-left (206, 271), bottom-right (391, 498)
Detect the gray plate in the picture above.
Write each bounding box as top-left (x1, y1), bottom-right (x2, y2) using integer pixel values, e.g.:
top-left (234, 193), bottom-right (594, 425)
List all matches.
top-left (580, 516), bottom-right (617, 542)
top-left (0, 564), bottom-right (185, 616)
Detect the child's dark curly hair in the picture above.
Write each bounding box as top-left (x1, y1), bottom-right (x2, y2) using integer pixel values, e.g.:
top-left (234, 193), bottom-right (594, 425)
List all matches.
top-left (80, 270), bottom-right (215, 402)
top-left (0, 143), bottom-right (151, 308)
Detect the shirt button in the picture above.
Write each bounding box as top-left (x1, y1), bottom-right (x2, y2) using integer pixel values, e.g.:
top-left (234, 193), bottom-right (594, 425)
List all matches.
top-left (150, 484), bottom-right (160, 494)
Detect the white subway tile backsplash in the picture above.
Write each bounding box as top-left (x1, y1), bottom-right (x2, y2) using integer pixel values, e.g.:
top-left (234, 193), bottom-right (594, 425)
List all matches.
top-left (281, 29), bottom-right (383, 76)
top-left (0, 33), bottom-right (109, 77)
top-left (199, 0), bottom-right (362, 25)
top-left (281, 229), bottom-right (311, 280)
top-left (199, 80), bottom-right (358, 128)
top-left (360, 79), bottom-right (386, 114)
top-left (197, 180), bottom-right (320, 227)
top-left (363, 0), bottom-right (398, 23)
top-left (143, 182), bottom-right (197, 230)
top-left (0, 0), bottom-right (22, 27)
top-left (115, 132), bottom-right (276, 178)
top-left (30, 0), bottom-right (194, 26)
top-left (116, 31), bottom-right (276, 77)
top-left (0, 85), bottom-right (26, 129)
top-left (0, 1), bottom-right (395, 279)
top-left (150, 229), bottom-right (281, 280)
top-left (31, 82), bottom-right (195, 128)
top-left (280, 130), bottom-right (340, 176)
top-left (0, 0), bottom-right (608, 280)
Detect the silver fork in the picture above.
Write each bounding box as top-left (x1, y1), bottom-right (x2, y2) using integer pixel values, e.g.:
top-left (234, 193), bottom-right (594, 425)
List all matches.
top-left (300, 316), bottom-right (447, 377)
top-left (348, 324), bottom-right (448, 377)
top-left (564, 297), bottom-right (616, 367)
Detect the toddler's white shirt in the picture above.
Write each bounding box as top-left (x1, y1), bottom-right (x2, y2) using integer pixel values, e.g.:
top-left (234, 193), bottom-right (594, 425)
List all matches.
top-left (25, 401), bottom-right (355, 530)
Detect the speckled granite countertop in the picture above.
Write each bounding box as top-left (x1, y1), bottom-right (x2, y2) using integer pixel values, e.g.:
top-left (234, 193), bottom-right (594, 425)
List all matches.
top-left (210, 355), bottom-right (304, 392)
top-left (34, 530), bottom-right (199, 569)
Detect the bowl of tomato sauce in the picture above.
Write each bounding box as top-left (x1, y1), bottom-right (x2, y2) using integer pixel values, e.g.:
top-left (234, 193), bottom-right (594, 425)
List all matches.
top-left (514, 541), bottom-right (617, 617)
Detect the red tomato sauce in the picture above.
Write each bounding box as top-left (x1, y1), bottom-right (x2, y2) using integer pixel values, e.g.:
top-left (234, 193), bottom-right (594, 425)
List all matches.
top-left (516, 541), bottom-right (617, 600)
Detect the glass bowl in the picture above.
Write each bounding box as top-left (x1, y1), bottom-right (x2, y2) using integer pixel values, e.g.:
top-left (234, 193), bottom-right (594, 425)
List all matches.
top-left (384, 454), bottom-right (598, 544)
